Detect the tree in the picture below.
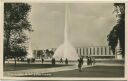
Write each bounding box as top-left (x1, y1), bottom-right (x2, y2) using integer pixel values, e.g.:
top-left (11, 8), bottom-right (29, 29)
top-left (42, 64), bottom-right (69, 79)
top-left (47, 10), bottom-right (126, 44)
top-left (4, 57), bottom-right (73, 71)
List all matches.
top-left (46, 49), bottom-right (50, 58)
top-left (4, 3), bottom-right (32, 66)
top-left (49, 50), bottom-right (54, 58)
top-left (37, 50), bottom-right (43, 59)
top-left (107, 3), bottom-right (125, 57)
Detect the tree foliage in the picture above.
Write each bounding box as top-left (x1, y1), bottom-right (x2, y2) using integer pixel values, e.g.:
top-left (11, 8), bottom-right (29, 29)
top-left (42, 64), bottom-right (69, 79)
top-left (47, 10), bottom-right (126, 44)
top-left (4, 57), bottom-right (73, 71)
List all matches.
top-left (4, 3), bottom-right (32, 60)
top-left (107, 3), bottom-right (125, 57)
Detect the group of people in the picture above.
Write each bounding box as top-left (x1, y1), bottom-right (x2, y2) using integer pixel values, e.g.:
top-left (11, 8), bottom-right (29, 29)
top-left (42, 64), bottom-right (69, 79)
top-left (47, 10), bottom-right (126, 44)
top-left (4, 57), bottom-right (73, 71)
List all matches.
top-left (42, 58), bottom-right (69, 65)
top-left (41, 58), bottom-right (56, 65)
top-left (60, 58), bottom-right (69, 65)
top-left (27, 58), bottom-right (35, 64)
top-left (27, 56), bottom-right (96, 72)
top-left (27, 58), bottom-right (69, 65)
top-left (77, 56), bottom-right (96, 72)
top-left (51, 58), bottom-right (69, 65)
top-left (87, 56), bottom-right (96, 66)
top-left (78, 57), bottom-right (84, 72)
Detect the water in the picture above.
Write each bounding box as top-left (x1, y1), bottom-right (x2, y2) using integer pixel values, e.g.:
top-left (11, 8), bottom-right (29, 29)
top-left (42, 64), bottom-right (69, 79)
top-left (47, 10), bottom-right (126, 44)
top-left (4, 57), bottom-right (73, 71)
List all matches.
top-left (53, 4), bottom-right (79, 61)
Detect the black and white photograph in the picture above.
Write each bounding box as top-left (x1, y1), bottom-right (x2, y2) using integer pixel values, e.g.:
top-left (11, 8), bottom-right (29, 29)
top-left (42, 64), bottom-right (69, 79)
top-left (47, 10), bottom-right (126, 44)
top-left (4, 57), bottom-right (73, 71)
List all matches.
top-left (3, 2), bottom-right (125, 77)
top-left (2, 80), bottom-right (127, 81)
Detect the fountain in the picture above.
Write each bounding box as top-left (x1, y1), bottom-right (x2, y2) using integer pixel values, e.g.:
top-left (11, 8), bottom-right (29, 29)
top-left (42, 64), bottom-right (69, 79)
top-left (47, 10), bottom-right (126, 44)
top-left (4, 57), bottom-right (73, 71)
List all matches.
top-left (53, 4), bottom-right (79, 61)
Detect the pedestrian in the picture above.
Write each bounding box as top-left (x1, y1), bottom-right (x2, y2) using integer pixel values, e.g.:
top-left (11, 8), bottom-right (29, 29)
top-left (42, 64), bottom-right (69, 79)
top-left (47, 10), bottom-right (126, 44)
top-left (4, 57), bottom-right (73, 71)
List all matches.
top-left (88, 57), bottom-right (91, 65)
top-left (52, 58), bottom-right (56, 65)
top-left (60, 58), bottom-right (63, 63)
top-left (33, 58), bottom-right (35, 63)
top-left (42, 58), bottom-right (44, 64)
top-left (65, 58), bottom-right (68, 65)
top-left (31, 58), bottom-right (35, 63)
top-left (87, 56), bottom-right (89, 65)
top-left (90, 57), bottom-right (93, 66)
top-left (78, 57), bottom-right (83, 72)
top-left (27, 58), bottom-right (30, 64)
top-left (54, 58), bottom-right (56, 65)
top-left (80, 57), bottom-right (84, 66)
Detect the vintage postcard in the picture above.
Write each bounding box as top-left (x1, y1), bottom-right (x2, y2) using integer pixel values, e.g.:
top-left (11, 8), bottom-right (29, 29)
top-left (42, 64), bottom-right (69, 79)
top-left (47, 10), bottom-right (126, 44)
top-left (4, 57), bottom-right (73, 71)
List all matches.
top-left (0, 0), bottom-right (127, 80)
top-left (1, 80), bottom-right (127, 81)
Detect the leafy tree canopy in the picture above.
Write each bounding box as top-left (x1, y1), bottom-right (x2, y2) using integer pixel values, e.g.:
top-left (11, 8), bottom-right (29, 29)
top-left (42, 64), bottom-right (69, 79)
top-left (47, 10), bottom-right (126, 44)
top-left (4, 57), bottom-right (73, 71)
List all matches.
top-left (4, 3), bottom-right (32, 59)
top-left (107, 3), bottom-right (125, 57)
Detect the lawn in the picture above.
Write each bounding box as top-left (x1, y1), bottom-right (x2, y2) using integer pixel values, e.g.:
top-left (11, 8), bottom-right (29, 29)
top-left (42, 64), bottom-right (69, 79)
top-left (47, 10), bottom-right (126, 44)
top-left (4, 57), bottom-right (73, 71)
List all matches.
top-left (49, 66), bottom-right (124, 77)
top-left (17, 65), bottom-right (124, 77)
top-left (4, 60), bottom-right (124, 77)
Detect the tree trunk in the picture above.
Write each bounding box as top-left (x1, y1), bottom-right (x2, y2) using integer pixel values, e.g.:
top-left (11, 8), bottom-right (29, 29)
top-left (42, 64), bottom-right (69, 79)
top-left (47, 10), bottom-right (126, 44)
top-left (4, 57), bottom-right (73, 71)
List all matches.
top-left (4, 30), bottom-right (11, 65)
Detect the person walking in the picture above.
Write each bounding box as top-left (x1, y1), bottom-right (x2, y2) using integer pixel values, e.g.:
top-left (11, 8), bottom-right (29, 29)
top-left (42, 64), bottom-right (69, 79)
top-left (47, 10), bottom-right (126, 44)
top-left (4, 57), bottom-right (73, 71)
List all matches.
top-left (60, 58), bottom-right (63, 63)
top-left (65, 58), bottom-right (68, 65)
top-left (89, 56), bottom-right (92, 66)
top-left (87, 56), bottom-right (89, 65)
top-left (78, 57), bottom-right (84, 72)
top-left (27, 58), bottom-right (30, 64)
top-left (81, 57), bottom-right (84, 66)
top-left (88, 57), bottom-right (91, 65)
top-left (52, 58), bottom-right (56, 65)
top-left (42, 58), bottom-right (44, 64)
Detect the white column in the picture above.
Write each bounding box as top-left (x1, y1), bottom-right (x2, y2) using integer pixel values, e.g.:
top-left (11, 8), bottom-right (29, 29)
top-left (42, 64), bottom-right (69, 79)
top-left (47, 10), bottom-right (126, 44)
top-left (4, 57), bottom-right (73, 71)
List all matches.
top-left (115, 39), bottom-right (122, 59)
top-left (77, 48), bottom-right (80, 56)
top-left (88, 47), bottom-right (91, 56)
top-left (97, 47), bottom-right (99, 55)
top-left (81, 48), bottom-right (83, 56)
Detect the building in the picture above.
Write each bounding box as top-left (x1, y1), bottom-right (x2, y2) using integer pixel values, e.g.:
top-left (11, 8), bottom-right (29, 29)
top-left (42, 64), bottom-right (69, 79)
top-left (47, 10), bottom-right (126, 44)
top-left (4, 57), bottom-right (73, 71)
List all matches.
top-left (32, 46), bottom-right (118, 59)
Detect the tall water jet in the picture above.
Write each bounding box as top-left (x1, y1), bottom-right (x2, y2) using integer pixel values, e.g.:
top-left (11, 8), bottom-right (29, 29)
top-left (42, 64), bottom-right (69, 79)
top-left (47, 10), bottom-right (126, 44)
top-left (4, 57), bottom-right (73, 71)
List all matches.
top-left (53, 4), bottom-right (79, 60)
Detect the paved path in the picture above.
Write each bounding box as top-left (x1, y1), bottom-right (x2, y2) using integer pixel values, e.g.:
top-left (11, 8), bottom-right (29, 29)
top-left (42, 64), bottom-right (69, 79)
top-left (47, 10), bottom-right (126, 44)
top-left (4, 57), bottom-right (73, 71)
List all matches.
top-left (4, 63), bottom-right (124, 77)
top-left (4, 64), bottom-right (88, 76)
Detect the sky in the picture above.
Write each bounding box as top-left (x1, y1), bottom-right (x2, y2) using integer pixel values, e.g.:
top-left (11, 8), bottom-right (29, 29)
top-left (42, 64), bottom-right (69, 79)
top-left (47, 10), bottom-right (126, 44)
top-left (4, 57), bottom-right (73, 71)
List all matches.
top-left (29, 3), bottom-right (116, 50)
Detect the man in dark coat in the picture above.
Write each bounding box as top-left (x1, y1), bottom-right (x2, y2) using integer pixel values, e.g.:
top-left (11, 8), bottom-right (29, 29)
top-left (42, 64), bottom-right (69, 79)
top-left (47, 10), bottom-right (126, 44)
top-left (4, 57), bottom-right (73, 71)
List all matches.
top-left (65, 58), bottom-right (68, 65)
top-left (42, 58), bottom-right (44, 64)
top-left (52, 58), bottom-right (56, 65)
top-left (78, 57), bottom-right (84, 72)
top-left (60, 58), bottom-right (63, 63)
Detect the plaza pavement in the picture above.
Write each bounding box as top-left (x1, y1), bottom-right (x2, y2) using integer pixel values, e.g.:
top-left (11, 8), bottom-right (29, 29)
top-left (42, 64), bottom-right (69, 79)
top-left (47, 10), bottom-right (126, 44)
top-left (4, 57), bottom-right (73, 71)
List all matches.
top-left (4, 62), bottom-right (124, 77)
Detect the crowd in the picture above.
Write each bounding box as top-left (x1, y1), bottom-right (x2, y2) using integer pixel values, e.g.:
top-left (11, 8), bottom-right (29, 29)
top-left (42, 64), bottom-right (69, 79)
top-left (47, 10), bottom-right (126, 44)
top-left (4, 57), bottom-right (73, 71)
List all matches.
top-left (77, 56), bottom-right (96, 72)
top-left (26, 56), bottom-right (96, 72)
top-left (51, 58), bottom-right (69, 65)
